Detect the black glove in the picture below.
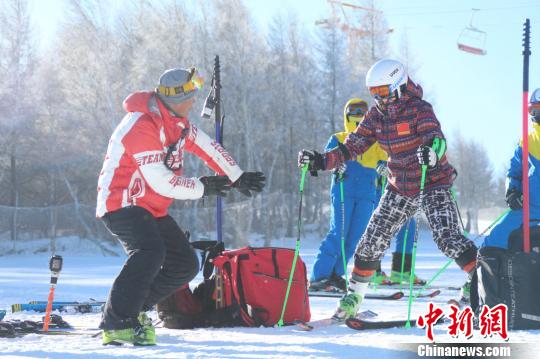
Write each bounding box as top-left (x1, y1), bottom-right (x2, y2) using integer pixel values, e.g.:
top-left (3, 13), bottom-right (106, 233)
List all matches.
top-left (199, 176), bottom-right (230, 197)
top-left (416, 145), bottom-right (438, 168)
top-left (505, 188), bottom-right (523, 210)
top-left (298, 149), bottom-right (325, 176)
top-left (232, 171), bottom-right (266, 197)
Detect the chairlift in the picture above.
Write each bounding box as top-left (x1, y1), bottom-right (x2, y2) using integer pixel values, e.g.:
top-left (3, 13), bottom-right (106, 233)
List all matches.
top-left (457, 9), bottom-right (487, 56)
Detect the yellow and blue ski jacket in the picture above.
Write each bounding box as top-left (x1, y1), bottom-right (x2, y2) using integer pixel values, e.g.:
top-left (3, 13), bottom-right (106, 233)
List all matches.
top-left (483, 123), bottom-right (540, 249)
top-left (326, 98), bottom-right (388, 200)
top-left (507, 122), bottom-right (540, 209)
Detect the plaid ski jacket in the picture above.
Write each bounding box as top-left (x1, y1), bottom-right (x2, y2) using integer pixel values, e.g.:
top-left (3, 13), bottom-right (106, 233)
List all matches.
top-left (325, 79), bottom-right (455, 197)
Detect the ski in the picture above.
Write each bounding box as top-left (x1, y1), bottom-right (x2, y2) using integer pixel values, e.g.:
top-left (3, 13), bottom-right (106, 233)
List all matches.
top-left (28, 300), bottom-right (104, 305)
top-left (346, 317), bottom-right (416, 331)
top-left (447, 298), bottom-right (469, 309)
top-left (309, 291), bottom-right (404, 300)
top-left (295, 310), bottom-right (378, 331)
top-left (410, 289), bottom-right (441, 299)
top-left (11, 302), bottom-right (103, 313)
top-left (370, 283), bottom-right (460, 291)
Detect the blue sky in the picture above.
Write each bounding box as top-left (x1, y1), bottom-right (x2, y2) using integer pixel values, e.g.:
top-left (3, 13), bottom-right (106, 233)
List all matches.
top-left (31, 0), bottom-right (540, 172)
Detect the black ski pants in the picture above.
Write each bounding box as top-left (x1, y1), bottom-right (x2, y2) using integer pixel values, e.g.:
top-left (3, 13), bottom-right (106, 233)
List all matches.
top-left (100, 206), bottom-right (199, 330)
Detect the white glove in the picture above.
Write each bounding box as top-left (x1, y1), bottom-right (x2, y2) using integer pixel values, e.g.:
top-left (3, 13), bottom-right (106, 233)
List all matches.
top-left (416, 145), bottom-right (438, 168)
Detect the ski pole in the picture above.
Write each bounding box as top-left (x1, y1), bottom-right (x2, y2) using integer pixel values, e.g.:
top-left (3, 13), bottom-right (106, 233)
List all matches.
top-left (372, 175), bottom-right (387, 291)
top-left (339, 173), bottom-right (349, 289)
top-left (278, 165), bottom-right (308, 327)
top-left (42, 255), bottom-right (63, 332)
top-left (399, 220), bottom-right (411, 292)
top-left (405, 162), bottom-right (428, 329)
top-left (522, 19), bottom-right (531, 253)
top-left (412, 208), bottom-right (511, 299)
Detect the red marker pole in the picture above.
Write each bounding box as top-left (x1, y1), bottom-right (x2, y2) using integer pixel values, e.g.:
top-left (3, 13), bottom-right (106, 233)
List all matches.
top-left (42, 255), bottom-right (63, 331)
top-left (522, 19), bottom-right (531, 253)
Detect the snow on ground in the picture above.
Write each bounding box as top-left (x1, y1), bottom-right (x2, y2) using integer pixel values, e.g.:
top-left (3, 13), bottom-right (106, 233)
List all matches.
top-left (1, 231), bottom-right (539, 358)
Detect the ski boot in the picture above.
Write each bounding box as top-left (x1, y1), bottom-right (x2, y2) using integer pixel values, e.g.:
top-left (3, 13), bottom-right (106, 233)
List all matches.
top-left (459, 280), bottom-right (471, 304)
top-left (309, 278), bottom-right (343, 293)
top-left (448, 281), bottom-right (471, 309)
top-left (102, 328), bottom-right (136, 346)
top-left (135, 312), bottom-right (156, 346)
top-left (330, 273), bottom-right (347, 292)
top-left (102, 313), bottom-right (156, 346)
top-left (371, 271), bottom-right (390, 285)
top-left (389, 271), bottom-right (426, 285)
top-left (333, 293), bottom-right (362, 321)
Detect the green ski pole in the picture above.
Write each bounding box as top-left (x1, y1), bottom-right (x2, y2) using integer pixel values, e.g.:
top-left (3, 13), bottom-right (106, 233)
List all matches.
top-left (278, 165), bottom-right (308, 327)
top-left (406, 137), bottom-right (442, 328)
top-left (339, 173), bottom-right (349, 289)
top-left (405, 163), bottom-right (427, 329)
top-left (399, 220), bottom-right (411, 291)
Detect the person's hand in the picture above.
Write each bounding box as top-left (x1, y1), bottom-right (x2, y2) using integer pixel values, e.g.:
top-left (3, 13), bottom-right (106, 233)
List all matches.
top-left (232, 172), bottom-right (266, 197)
top-left (416, 145), bottom-right (438, 168)
top-left (298, 149), bottom-right (325, 175)
top-left (333, 163), bottom-right (347, 183)
top-left (376, 163), bottom-right (390, 177)
top-left (199, 176), bottom-right (230, 197)
top-left (505, 188), bottom-right (523, 210)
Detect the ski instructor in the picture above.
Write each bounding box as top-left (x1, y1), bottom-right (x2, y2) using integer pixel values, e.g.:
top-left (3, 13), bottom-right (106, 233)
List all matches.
top-left (298, 59), bottom-right (478, 320)
top-left (96, 67), bottom-right (265, 345)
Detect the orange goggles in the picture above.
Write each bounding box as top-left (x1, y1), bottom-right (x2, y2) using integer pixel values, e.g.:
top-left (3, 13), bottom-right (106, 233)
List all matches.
top-left (369, 85), bottom-right (391, 99)
top-left (156, 67), bottom-right (204, 97)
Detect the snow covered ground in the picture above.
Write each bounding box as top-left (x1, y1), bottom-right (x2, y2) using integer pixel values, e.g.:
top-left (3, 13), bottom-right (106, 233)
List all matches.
top-left (1, 231), bottom-right (539, 358)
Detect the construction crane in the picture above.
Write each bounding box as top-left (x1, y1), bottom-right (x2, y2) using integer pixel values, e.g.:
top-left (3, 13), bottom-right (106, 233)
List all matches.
top-left (315, 0), bottom-right (392, 61)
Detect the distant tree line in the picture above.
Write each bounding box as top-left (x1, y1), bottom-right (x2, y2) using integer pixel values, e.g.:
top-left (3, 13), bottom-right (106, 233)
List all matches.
top-left (0, 0), bottom-right (504, 254)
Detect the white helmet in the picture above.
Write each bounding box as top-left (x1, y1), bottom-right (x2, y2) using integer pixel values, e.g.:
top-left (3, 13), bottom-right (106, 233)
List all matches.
top-left (366, 59), bottom-right (408, 98)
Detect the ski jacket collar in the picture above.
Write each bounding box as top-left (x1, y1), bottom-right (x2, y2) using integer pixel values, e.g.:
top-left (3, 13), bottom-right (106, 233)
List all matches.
top-left (122, 91), bottom-right (190, 142)
top-left (382, 78), bottom-right (424, 119)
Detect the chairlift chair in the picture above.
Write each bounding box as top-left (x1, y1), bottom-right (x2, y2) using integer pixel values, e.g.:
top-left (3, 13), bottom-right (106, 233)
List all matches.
top-left (457, 9), bottom-right (487, 56)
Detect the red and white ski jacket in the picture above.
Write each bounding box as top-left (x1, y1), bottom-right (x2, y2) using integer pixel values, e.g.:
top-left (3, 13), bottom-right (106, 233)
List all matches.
top-left (96, 91), bottom-right (243, 218)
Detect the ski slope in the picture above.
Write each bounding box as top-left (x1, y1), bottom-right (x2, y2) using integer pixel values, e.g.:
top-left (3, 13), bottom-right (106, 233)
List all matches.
top-left (1, 232), bottom-right (539, 359)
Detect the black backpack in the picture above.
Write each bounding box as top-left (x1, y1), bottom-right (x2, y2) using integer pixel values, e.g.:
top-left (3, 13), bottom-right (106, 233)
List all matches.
top-left (475, 223), bottom-right (540, 329)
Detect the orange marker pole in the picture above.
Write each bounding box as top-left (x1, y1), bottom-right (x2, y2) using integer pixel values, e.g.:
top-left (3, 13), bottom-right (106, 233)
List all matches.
top-left (42, 255), bottom-right (63, 332)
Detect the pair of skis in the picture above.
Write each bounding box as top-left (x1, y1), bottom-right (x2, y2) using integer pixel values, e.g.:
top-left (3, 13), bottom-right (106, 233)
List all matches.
top-left (11, 300), bottom-right (104, 314)
top-left (309, 289), bottom-right (441, 300)
top-left (296, 310), bottom-right (417, 332)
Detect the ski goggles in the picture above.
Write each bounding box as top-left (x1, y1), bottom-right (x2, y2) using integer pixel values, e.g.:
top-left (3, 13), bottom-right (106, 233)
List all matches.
top-left (156, 67), bottom-right (204, 97)
top-left (346, 103), bottom-right (368, 118)
top-left (369, 85), bottom-right (392, 99)
top-left (529, 102), bottom-right (540, 117)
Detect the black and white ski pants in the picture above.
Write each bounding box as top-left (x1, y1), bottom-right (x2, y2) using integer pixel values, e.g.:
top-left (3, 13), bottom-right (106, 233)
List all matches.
top-left (100, 206), bottom-right (199, 330)
top-left (353, 188), bottom-right (477, 274)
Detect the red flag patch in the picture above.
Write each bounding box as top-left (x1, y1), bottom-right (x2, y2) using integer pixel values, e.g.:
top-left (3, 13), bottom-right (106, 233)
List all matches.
top-left (396, 122), bottom-right (410, 136)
